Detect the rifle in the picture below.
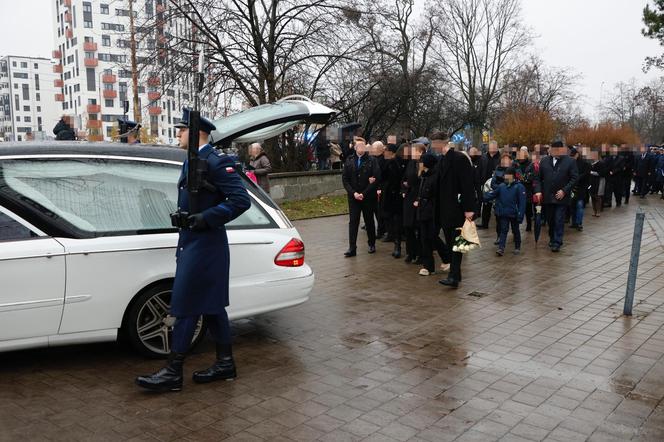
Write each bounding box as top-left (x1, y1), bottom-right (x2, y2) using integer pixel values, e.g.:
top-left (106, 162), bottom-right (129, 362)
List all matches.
top-left (186, 48), bottom-right (207, 214)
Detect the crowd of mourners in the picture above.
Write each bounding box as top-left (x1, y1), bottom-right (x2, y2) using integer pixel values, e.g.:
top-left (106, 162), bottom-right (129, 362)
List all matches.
top-left (338, 133), bottom-right (664, 289)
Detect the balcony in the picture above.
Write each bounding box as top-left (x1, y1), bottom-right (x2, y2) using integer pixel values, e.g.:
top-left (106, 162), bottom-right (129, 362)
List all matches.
top-left (54, 79), bottom-right (64, 88)
top-left (84, 41), bottom-right (97, 51)
top-left (87, 104), bottom-right (101, 113)
top-left (53, 64), bottom-right (63, 73)
top-left (65, 29), bottom-right (73, 39)
top-left (102, 74), bottom-right (117, 83)
top-left (86, 120), bottom-right (102, 129)
top-left (148, 106), bottom-right (162, 116)
top-left (84, 58), bottom-right (98, 67)
top-left (103, 89), bottom-right (117, 99)
top-left (147, 76), bottom-right (161, 86)
top-left (55, 94), bottom-right (64, 102)
top-left (52, 49), bottom-right (62, 59)
top-left (64, 11), bottom-right (72, 23)
top-left (88, 134), bottom-right (104, 142)
top-left (147, 91), bottom-right (161, 101)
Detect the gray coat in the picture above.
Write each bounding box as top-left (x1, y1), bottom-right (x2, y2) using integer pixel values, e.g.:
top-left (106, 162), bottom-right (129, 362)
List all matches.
top-left (249, 152), bottom-right (272, 193)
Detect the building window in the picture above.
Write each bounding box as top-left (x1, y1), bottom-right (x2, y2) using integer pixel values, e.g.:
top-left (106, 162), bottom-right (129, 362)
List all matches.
top-left (105, 99), bottom-right (114, 107)
top-left (22, 84), bottom-right (29, 100)
top-left (12, 61), bottom-right (16, 67)
top-left (34, 73), bottom-right (40, 90)
top-left (117, 39), bottom-right (129, 48)
top-left (14, 94), bottom-right (19, 111)
top-left (38, 116), bottom-right (42, 131)
top-left (24, 116), bottom-right (31, 123)
top-left (34, 63), bottom-right (38, 70)
top-left (82, 2), bottom-right (92, 12)
top-left (84, 20), bottom-right (93, 28)
top-left (74, 84), bottom-right (80, 92)
top-left (23, 106), bottom-right (30, 111)
top-left (20, 62), bottom-right (27, 68)
top-left (86, 68), bottom-right (96, 92)
top-left (102, 35), bottom-right (111, 46)
top-left (37, 106), bottom-right (41, 112)
top-left (12, 72), bottom-right (28, 79)
top-left (16, 116), bottom-right (20, 122)
top-left (100, 3), bottom-right (109, 14)
top-left (104, 83), bottom-right (113, 90)
top-left (36, 93), bottom-right (40, 101)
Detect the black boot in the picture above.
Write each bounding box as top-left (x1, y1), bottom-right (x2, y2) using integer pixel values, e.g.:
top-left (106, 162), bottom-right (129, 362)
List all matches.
top-left (393, 243), bottom-right (401, 259)
top-left (192, 344), bottom-right (236, 384)
top-left (136, 352), bottom-right (185, 392)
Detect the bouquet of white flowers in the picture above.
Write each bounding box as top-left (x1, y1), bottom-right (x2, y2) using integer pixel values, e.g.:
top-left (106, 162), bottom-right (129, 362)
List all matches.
top-left (452, 219), bottom-right (481, 254)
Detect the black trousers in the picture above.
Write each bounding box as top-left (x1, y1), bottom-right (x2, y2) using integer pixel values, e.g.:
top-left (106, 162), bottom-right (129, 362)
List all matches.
top-left (635, 176), bottom-right (650, 197)
top-left (442, 226), bottom-right (463, 281)
top-left (404, 225), bottom-right (419, 258)
top-left (387, 212), bottom-right (402, 243)
top-left (434, 227), bottom-right (450, 264)
top-left (348, 197), bottom-right (376, 250)
top-left (375, 198), bottom-right (386, 237)
top-left (418, 219), bottom-right (436, 272)
top-left (481, 202), bottom-right (493, 227)
top-left (623, 176), bottom-right (632, 202)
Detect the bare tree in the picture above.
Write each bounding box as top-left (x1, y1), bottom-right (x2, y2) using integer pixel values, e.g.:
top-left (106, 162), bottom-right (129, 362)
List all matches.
top-left (430, 0), bottom-right (531, 144)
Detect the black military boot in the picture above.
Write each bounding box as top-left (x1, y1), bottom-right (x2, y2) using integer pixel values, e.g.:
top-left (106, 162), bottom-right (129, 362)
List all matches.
top-left (135, 352), bottom-right (185, 392)
top-left (192, 344), bottom-right (236, 384)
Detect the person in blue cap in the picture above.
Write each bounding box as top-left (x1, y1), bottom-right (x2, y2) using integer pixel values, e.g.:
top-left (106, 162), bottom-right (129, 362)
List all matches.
top-left (117, 118), bottom-right (141, 144)
top-left (136, 108), bottom-right (251, 392)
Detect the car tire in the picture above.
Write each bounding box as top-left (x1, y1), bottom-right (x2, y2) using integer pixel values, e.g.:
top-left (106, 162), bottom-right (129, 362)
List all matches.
top-left (124, 282), bottom-right (206, 358)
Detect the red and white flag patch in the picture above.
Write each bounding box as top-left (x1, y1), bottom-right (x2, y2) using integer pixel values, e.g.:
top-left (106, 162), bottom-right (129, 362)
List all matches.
top-left (225, 167), bottom-right (235, 173)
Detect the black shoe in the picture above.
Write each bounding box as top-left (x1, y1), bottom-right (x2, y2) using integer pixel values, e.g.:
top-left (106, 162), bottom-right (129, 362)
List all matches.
top-left (393, 244), bottom-right (401, 259)
top-left (361, 225), bottom-right (366, 230)
top-left (570, 224), bottom-right (578, 229)
top-left (525, 225), bottom-right (532, 232)
top-left (551, 245), bottom-right (560, 252)
top-left (413, 257), bottom-right (422, 265)
top-left (404, 255), bottom-right (413, 263)
top-left (136, 352), bottom-right (185, 392)
top-left (577, 225), bottom-right (583, 231)
top-left (368, 245), bottom-right (376, 254)
top-left (193, 344), bottom-right (236, 384)
top-left (496, 249), bottom-right (504, 256)
top-left (493, 238), bottom-right (500, 245)
top-left (344, 249), bottom-right (356, 257)
top-left (438, 278), bottom-right (459, 288)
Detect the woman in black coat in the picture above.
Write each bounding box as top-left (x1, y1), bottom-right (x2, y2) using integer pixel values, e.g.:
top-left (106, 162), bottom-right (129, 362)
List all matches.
top-left (401, 143), bottom-right (425, 263)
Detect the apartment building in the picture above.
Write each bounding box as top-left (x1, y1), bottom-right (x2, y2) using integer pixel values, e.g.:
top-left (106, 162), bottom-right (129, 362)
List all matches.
top-left (0, 56), bottom-right (62, 141)
top-left (52, 0), bottom-right (195, 143)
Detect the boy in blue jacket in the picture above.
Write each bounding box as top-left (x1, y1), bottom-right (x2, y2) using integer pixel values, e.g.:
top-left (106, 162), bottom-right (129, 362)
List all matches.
top-left (484, 167), bottom-right (527, 256)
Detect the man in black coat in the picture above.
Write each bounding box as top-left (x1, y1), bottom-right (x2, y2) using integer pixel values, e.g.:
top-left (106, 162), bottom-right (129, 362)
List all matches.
top-left (533, 141), bottom-right (579, 252)
top-left (342, 138), bottom-right (381, 257)
top-left (634, 146), bottom-right (654, 198)
top-left (570, 147), bottom-right (590, 231)
top-left (53, 116), bottom-right (76, 140)
top-left (604, 145), bottom-right (625, 207)
top-left (477, 141), bottom-right (500, 229)
top-left (382, 143), bottom-right (404, 258)
top-left (433, 133), bottom-right (476, 288)
top-left (620, 145), bottom-right (634, 204)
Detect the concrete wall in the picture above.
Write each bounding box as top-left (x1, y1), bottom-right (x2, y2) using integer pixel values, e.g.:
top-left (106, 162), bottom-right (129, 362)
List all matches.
top-left (269, 170), bottom-right (345, 202)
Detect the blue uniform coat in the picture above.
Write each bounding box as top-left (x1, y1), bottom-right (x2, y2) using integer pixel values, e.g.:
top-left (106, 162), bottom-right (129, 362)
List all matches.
top-left (171, 144), bottom-right (251, 317)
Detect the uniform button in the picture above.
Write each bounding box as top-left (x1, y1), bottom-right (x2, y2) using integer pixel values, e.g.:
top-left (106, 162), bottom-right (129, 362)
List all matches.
top-left (180, 247), bottom-right (184, 251)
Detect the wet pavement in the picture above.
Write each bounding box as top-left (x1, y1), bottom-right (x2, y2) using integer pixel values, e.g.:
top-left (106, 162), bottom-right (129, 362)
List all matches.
top-left (1, 198), bottom-right (664, 441)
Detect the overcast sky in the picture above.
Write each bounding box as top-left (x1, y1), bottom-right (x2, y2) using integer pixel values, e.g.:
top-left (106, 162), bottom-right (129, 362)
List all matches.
top-left (1, 0), bottom-right (661, 120)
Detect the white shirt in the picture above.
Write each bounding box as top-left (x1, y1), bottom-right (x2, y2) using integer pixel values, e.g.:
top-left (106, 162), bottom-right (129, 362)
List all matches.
top-left (553, 157), bottom-right (559, 167)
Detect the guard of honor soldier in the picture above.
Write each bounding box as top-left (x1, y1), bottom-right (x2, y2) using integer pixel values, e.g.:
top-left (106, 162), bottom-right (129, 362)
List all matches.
top-left (136, 108), bottom-right (251, 392)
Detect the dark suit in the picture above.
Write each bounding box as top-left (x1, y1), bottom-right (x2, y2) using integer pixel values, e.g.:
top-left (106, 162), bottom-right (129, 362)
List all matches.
top-left (342, 153), bottom-right (381, 250)
top-left (436, 150), bottom-right (476, 282)
top-left (533, 155), bottom-right (578, 248)
top-left (401, 160), bottom-right (420, 259)
top-left (604, 155), bottom-right (625, 206)
top-left (171, 144), bottom-right (251, 352)
top-left (635, 152), bottom-right (653, 197)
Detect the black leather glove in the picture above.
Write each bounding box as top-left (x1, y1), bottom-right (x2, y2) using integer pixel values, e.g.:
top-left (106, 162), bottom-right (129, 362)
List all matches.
top-left (187, 213), bottom-right (209, 231)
